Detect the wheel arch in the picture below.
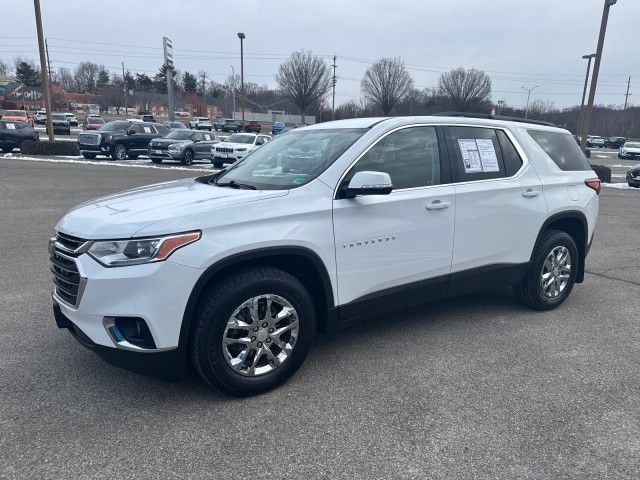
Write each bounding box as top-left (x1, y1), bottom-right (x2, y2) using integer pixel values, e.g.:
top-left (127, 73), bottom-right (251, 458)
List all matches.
top-left (533, 211), bottom-right (588, 283)
top-left (178, 246), bottom-right (335, 352)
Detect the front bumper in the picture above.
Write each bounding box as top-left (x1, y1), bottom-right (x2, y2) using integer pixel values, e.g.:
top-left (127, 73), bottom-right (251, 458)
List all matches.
top-left (53, 301), bottom-right (186, 380)
top-left (53, 253), bottom-right (203, 349)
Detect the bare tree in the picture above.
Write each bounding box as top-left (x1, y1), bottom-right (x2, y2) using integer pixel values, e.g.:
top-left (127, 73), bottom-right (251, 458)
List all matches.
top-left (437, 68), bottom-right (492, 112)
top-left (360, 57), bottom-right (413, 115)
top-left (54, 67), bottom-right (74, 92)
top-left (276, 50), bottom-right (331, 123)
top-left (74, 61), bottom-right (103, 94)
top-left (0, 60), bottom-right (8, 76)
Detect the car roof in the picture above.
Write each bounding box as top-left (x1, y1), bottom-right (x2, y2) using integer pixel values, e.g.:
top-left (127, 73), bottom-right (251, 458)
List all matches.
top-left (303, 116), bottom-right (568, 133)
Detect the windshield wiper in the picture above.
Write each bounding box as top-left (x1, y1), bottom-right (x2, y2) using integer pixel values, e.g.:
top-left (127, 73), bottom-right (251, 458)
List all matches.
top-left (215, 180), bottom-right (257, 190)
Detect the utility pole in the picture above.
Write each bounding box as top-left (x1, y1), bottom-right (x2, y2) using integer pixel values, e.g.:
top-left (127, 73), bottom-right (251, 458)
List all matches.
top-left (237, 32), bottom-right (245, 129)
top-left (623, 75), bottom-right (632, 137)
top-left (497, 100), bottom-right (505, 115)
top-left (200, 71), bottom-right (208, 117)
top-left (522, 85), bottom-right (539, 118)
top-left (230, 65), bottom-right (236, 118)
top-left (33, 0), bottom-right (53, 141)
top-left (122, 62), bottom-right (127, 116)
top-left (163, 37), bottom-right (175, 121)
top-left (44, 38), bottom-right (52, 82)
top-left (578, 54), bottom-right (596, 137)
top-left (332, 55), bottom-right (337, 120)
top-left (623, 75), bottom-right (631, 110)
top-left (581, 0), bottom-right (617, 153)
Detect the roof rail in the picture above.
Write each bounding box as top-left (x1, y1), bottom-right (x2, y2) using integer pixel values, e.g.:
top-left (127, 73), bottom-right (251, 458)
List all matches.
top-left (432, 111), bottom-right (557, 128)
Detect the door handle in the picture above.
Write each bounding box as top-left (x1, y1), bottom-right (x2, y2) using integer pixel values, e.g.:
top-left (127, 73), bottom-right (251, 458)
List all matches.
top-left (522, 189), bottom-right (541, 198)
top-left (425, 200), bottom-right (451, 210)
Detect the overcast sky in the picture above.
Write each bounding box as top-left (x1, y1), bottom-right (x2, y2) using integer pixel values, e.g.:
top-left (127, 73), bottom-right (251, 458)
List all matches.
top-left (2, 0), bottom-right (638, 109)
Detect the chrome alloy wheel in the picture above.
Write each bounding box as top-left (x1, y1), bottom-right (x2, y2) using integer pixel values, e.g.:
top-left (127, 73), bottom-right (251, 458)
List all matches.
top-left (222, 294), bottom-right (299, 376)
top-left (540, 246), bottom-right (572, 298)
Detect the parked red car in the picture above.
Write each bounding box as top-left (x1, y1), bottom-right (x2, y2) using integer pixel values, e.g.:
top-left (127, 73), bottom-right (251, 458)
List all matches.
top-left (83, 115), bottom-right (105, 130)
top-left (244, 120), bottom-right (261, 133)
top-left (1, 110), bottom-right (32, 126)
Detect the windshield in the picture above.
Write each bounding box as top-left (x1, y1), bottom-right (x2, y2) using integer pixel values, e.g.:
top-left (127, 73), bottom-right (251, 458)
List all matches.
top-left (100, 121), bottom-right (129, 131)
top-left (226, 134), bottom-right (256, 144)
top-left (88, 117), bottom-right (104, 124)
top-left (166, 130), bottom-right (196, 140)
top-left (216, 128), bottom-right (365, 190)
top-left (4, 110), bottom-right (26, 117)
top-left (52, 114), bottom-right (66, 120)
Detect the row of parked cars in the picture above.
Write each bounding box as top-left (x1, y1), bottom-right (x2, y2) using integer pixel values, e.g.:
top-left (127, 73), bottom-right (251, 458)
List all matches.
top-left (77, 119), bottom-right (272, 166)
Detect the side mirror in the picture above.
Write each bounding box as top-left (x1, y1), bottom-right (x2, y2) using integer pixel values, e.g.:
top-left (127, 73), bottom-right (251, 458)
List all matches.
top-left (343, 171), bottom-right (393, 198)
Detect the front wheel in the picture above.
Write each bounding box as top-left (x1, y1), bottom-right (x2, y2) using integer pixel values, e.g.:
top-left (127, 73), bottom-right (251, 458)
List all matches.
top-left (212, 158), bottom-right (224, 169)
top-left (514, 229), bottom-right (578, 310)
top-left (190, 267), bottom-right (316, 396)
top-left (181, 149), bottom-right (193, 165)
top-left (112, 143), bottom-right (127, 160)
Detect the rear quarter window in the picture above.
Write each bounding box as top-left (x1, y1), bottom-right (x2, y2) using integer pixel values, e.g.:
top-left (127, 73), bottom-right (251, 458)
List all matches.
top-left (528, 130), bottom-right (591, 171)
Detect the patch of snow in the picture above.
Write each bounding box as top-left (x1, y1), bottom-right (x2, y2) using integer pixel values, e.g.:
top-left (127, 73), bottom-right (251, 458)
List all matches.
top-left (602, 182), bottom-right (639, 190)
top-left (3, 155), bottom-right (218, 172)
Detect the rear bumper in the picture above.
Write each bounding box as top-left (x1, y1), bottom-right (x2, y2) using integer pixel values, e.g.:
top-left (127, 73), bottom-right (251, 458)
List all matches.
top-left (53, 301), bottom-right (186, 381)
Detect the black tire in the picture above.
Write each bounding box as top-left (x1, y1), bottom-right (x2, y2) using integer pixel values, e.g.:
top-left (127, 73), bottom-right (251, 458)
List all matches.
top-left (212, 158), bottom-right (224, 169)
top-left (127, 153), bottom-right (139, 159)
top-left (112, 143), bottom-right (127, 160)
top-left (182, 149), bottom-right (194, 166)
top-left (513, 229), bottom-right (579, 310)
top-left (190, 266), bottom-right (316, 396)
top-left (151, 158), bottom-right (162, 164)
top-left (82, 153), bottom-right (97, 159)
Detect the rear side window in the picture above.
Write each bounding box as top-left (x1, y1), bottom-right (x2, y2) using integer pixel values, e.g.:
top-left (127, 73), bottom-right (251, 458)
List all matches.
top-left (528, 130), bottom-right (591, 171)
top-left (496, 130), bottom-right (523, 177)
top-left (446, 126), bottom-right (506, 181)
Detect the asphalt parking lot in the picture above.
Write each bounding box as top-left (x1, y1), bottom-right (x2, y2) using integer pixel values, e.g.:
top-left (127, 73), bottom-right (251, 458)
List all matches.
top-left (1, 158), bottom-right (639, 479)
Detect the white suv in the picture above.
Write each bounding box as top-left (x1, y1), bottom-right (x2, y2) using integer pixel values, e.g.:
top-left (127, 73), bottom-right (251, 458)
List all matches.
top-left (188, 117), bottom-right (213, 130)
top-left (50, 115), bottom-right (600, 396)
top-left (211, 133), bottom-right (271, 168)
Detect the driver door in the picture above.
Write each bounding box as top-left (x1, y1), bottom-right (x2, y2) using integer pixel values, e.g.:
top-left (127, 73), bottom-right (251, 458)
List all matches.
top-left (332, 126), bottom-right (455, 316)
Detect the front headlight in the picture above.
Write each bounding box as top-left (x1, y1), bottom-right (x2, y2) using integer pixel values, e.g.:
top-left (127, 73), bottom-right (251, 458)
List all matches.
top-left (88, 231), bottom-right (200, 267)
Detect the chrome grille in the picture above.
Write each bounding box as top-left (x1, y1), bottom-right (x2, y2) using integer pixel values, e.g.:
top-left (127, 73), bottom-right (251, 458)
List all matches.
top-left (50, 232), bottom-right (89, 308)
top-left (216, 147), bottom-right (234, 153)
top-left (78, 133), bottom-right (101, 146)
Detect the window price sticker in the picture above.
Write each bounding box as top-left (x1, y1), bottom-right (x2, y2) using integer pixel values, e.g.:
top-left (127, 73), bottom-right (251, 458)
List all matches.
top-left (458, 138), bottom-right (499, 173)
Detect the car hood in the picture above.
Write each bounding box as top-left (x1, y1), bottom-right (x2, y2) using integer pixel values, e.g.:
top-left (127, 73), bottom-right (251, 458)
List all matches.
top-left (56, 177), bottom-right (289, 239)
top-left (622, 146), bottom-right (640, 152)
top-left (216, 142), bottom-right (255, 149)
top-left (629, 164), bottom-right (640, 174)
top-left (150, 138), bottom-right (192, 146)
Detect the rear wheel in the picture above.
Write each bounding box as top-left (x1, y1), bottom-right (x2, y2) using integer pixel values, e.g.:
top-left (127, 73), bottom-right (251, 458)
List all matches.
top-left (190, 267), bottom-right (316, 396)
top-left (112, 143), bottom-right (127, 160)
top-left (82, 153), bottom-right (97, 159)
top-left (514, 229), bottom-right (578, 310)
top-left (182, 149), bottom-right (194, 166)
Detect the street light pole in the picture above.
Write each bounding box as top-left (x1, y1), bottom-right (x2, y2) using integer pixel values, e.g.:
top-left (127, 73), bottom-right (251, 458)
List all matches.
top-left (230, 65), bottom-right (235, 118)
top-left (33, 0), bottom-right (54, 141)
top-left (522, 85), bottom-right (539, 118)
top-left (578, 54), bottom-right (596, 137)
top-left (580, 0), bottom-right (617, 153)
top-left (237, 32), bottom-right (245, 130)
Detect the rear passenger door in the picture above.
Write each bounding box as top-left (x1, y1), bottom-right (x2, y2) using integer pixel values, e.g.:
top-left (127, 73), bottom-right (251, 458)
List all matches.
top-left (194, 132), bottom-right (210, 159)
top-left (444, 126), bottom-right (547, 289)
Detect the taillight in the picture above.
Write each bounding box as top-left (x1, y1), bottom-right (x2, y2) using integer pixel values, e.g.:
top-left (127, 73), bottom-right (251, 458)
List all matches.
top-left (585, 178), bottom-right (601, 195)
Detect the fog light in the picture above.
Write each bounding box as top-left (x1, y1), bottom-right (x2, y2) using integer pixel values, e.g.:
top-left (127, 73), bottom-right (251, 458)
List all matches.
top-left (104, 317), bottom-right (156, 349)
